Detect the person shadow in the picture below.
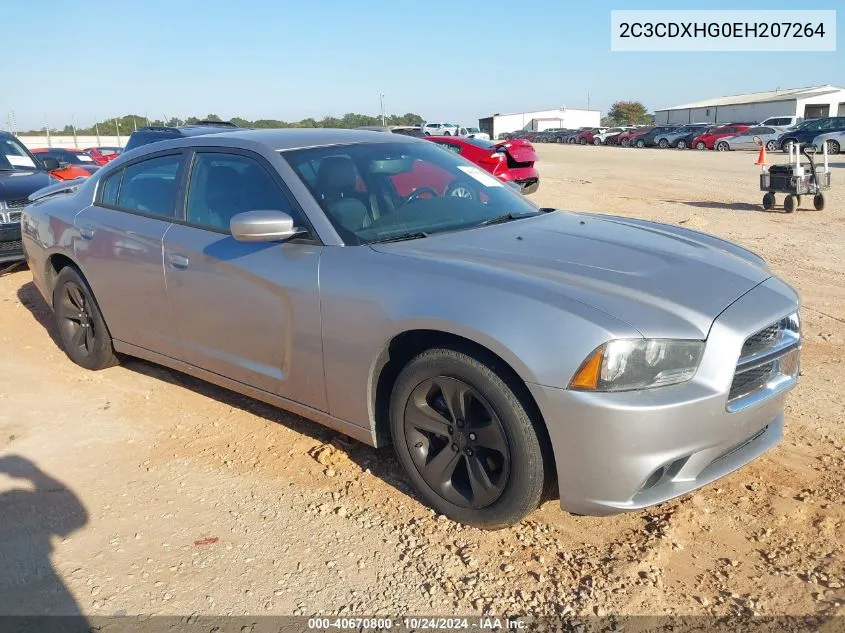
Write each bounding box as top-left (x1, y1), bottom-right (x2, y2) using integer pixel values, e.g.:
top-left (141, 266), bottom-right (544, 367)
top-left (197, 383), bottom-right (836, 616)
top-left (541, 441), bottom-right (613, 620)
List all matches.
top-left (0, 455), bottom-right (91, 632)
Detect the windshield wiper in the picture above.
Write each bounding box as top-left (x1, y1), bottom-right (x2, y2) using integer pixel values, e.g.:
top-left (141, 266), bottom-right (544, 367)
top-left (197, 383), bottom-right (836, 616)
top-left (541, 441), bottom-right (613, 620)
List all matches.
top-left (369, 231), bottom-right (429, 244)
top-left (477, 212), bottom-right (536, 227)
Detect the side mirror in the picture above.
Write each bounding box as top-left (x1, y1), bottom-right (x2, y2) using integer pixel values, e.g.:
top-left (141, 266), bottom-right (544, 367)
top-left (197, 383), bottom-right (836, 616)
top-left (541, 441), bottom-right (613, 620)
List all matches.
top-left (40, 157), bottom-right (60, 171)
top-left (230, 210), bottom-right (301, 243)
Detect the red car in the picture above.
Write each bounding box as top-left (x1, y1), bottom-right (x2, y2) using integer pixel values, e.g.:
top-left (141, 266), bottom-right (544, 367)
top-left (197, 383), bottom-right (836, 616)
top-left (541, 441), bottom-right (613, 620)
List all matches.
top-left (575, 128), bottom-right (605, 145)
top-left (85, 146), bottom-right (122, 165)
top-left (691, 124), bottom-right (750, 150)
top-left (423, 136), bottom-right (539, 194)
top-left (31, 148), bottom-right (99, 181)
top-left (613, 127), bottom-right (653, 147)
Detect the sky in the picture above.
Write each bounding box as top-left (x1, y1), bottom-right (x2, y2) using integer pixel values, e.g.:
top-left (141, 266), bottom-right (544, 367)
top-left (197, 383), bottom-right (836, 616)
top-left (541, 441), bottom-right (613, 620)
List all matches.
top-left (3, 0), bottom-right (843, 130)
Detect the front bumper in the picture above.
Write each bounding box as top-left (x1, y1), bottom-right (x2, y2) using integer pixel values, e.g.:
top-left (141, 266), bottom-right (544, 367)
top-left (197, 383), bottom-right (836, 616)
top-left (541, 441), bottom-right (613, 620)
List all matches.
top-left (0, 223), bottom-right (23, 264)
top-left (530, 277), bottom-right (800, 516)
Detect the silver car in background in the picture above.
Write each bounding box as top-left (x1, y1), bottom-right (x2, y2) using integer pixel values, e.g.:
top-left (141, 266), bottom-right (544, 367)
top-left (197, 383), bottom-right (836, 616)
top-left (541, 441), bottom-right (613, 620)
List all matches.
top-left (22, 129), bottom-right (801, 528)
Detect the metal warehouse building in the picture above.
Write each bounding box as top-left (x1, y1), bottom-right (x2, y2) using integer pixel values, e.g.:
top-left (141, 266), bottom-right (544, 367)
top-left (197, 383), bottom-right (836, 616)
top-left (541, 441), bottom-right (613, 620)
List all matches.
top-left (654, 85), bottom-right (845, 125)
top-left (479, 108), bottom-right (601, 140)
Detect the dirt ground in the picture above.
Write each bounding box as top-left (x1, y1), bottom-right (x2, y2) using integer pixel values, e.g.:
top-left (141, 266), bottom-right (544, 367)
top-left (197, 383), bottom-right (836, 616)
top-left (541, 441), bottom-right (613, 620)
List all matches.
top-left (1, 144), bottom-right (843, 620)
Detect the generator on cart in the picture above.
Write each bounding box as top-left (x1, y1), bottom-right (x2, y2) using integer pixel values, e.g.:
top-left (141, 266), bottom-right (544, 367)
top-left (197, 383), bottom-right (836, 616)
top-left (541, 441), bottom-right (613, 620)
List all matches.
top-left (759, 140), bottom-right (831, 213)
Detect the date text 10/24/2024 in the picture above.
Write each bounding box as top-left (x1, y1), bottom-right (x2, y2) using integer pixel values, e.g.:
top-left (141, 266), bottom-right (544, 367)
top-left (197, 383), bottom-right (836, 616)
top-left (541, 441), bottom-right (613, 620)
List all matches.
top-left (307, 617), bottom-right (526, 630)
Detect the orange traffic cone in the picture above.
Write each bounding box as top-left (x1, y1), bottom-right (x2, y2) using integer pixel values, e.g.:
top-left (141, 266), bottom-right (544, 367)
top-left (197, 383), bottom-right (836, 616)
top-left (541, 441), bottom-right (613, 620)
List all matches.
top-left (755, 144), bottom-right (767, 166)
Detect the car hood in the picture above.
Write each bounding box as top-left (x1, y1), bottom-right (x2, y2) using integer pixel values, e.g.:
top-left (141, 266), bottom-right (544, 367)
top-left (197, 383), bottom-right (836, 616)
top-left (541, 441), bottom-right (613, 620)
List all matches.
top-left (370, 211), bottom-right (771, 339)
top-left (0, 170), bottom-right (53, 200)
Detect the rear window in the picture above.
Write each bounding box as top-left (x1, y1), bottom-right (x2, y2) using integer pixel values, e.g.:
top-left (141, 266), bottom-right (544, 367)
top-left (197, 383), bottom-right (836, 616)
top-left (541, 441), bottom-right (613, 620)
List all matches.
top-left (124, 129), bottom-right (182, 153)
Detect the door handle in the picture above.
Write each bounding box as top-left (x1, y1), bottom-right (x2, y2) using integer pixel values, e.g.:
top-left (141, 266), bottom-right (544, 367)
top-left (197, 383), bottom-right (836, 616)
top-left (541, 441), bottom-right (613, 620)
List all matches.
top-left (79, 225), bottom-right (95, 240)
top-left (167, 253), bottom-right (189, 269)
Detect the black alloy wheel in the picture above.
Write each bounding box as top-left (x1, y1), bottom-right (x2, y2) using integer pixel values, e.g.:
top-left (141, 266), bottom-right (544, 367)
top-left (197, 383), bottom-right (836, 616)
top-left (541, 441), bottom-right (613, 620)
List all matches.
top-left (403, 376), bottom-right (510, 509)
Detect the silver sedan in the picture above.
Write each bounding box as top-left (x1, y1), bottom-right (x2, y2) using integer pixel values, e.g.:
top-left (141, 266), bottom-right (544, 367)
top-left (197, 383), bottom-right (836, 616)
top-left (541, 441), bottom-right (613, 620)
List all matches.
top-left (716, 126), bottom-right (786, 151)
top-left (21, 129), bottom-right (802, 528)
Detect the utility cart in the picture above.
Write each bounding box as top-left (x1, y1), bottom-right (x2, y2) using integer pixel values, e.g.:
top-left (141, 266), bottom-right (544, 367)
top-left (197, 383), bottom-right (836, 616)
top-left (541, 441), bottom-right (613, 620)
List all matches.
top-left (760, 140), bottom-right (831, 213)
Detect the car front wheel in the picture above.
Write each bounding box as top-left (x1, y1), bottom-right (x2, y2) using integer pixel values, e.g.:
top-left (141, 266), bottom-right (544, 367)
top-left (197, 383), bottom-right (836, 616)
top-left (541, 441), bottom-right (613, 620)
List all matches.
top-left (390, 348), bottom-right (548, 529)
top-left (695, 141), bottom-right (707, 150)
top-left (716, 141), bottom-right (730, 151)
top-left (52, 266), bottom-right (118, 371)
top-left (677, 140), bottom-right (687, 149)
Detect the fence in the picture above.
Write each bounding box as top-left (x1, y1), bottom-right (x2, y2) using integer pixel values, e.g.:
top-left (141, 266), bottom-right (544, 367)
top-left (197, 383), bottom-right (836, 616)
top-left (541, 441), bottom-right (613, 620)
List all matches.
top-left (17, 136), bottom-right (125, 150)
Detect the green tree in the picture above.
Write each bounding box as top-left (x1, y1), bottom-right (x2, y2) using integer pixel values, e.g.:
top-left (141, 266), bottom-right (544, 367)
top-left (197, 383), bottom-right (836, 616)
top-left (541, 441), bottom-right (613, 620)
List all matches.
top-left (607, 101), bottom-right (650, 125)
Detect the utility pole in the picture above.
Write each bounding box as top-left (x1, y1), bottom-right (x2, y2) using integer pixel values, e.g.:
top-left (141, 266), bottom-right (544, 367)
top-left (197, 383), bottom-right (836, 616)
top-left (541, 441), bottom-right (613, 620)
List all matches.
top-left (46, 117), bottom-right (51, 148)
top-left (380, 93), bottom-right (385, 127)
top-left (71, 116), bottom-right (78, 147)
top-left (115, 119), bottom-right (121, 146)
top-left (95, 122), bottom-right (101, 145)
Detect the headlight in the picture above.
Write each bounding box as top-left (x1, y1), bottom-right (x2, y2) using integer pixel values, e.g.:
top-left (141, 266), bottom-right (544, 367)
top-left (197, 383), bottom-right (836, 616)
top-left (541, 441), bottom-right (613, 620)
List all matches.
top-left (569, 339), bottom-right (704, 392)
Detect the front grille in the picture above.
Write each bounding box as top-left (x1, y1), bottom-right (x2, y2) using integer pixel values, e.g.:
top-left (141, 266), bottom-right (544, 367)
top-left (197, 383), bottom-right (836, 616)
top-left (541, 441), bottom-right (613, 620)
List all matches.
top-left (6, 198), bottom-right (28, 209)
top-left (0, 210), bottom-right (22, 225)
top-left (729, 361), bottom-right (776, 400)
top-left (0, 239), bottom-right (22, 253)
top-left (727, 313), bottom-right (801, 411)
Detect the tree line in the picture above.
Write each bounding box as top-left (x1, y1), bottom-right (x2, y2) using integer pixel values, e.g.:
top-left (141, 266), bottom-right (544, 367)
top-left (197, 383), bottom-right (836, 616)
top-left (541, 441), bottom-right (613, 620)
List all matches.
top-left (20, 112), bottom-right (426, 136)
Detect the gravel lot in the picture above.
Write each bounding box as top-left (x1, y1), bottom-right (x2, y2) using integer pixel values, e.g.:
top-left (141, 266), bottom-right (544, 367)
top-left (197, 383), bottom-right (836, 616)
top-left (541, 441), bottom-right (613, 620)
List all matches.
top-left (1, 144), bottom-right (843, 620)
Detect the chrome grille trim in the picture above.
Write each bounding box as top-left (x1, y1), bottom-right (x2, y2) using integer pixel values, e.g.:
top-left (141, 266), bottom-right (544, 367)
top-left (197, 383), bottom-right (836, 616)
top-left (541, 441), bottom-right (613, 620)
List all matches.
top-left (727, 312), bottom-right (801, 413)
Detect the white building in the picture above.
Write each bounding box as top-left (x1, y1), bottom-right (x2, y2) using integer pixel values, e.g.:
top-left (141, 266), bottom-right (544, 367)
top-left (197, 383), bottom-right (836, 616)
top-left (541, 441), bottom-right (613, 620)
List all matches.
top-left (479, 108), bottom-right (601, 140)
top-left (654, 85), bottom-right (845, 125)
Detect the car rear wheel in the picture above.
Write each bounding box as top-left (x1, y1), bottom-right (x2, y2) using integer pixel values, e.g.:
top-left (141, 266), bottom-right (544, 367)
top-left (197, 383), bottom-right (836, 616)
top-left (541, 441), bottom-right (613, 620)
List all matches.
top-left (635, 139), bottom-right (645, 148)
top-left (579, 138), bottom-right (587, 145)
top-left (52, 267), bottom-right (118, 371)
top-left (443, 131), bottom-right (451, 136)
top-left (390, 348), bottom-right (548, 529)
top-left (676, 140), bottom-right (687, 149)
top-left (826, 140), bottom-right (840, 155)
top-left (593, 137), bottom-right (602, 146)
top-left (658, 139), bottom-right (669, 148)
top-left (781, 139), bottom-right (796, 152)
top-left (445, 180), bottom-right (478, 200)
top-left (695, 141), bottom-right (707, 150)
top-left (766, 140), bottom-right (777, 151)
top-left (716, 141), bottom-right (730, 151)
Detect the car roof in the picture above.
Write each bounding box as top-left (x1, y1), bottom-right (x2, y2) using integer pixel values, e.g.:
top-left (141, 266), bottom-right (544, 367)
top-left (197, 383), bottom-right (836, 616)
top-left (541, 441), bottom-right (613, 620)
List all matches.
top-left (190, 127), bottom-right (429, 150)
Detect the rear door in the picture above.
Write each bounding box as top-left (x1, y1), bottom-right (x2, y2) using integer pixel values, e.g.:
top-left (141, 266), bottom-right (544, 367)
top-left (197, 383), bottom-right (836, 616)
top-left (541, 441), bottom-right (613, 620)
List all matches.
top-left (161, 148), bottom-right (325, 409)
top-left (73, 151), bottom-right (185, 353)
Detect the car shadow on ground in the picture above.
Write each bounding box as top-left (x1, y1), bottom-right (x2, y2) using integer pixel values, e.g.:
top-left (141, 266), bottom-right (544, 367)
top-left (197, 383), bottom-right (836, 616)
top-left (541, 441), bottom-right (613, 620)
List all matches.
top-left (668, 200), bottom-right (785, 213)
top-left (0, 454), bottom-right (91, 628)
top-left (15, 280), bottom-right (421, 508)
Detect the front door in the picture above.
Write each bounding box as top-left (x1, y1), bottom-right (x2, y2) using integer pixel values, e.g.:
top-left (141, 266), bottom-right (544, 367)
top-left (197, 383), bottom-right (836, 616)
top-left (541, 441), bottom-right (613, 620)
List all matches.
top-left (162, 149), bottom-right (325, 410)
top-left (73, 151), bottom-right (185, 353)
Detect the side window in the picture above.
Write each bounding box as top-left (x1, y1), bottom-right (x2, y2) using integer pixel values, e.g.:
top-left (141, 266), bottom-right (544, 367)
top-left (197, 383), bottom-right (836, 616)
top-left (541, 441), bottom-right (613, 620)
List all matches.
top-left (436, 142), bottom-right (461, 154)
top-left (186, 152), bottom-right (299, 231)
top-left (116, 154), bottom-right (182, 218)
top-left (100, 169), bottom-right (123, 206)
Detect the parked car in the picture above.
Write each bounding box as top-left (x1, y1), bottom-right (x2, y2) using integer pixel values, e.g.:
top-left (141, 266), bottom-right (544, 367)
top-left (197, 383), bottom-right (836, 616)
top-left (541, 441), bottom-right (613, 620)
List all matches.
top-left (691, 125), bottom-right (751, 150)
top-left (715, 126), bottom-right (784, 152)
top-left (85, 146), bottom-right (122, 165)
top-left (592, 127), bottom-right (629, 145)
top-left (123, 121), bottom-right (240, 153)
top-left (30, 148), bottom-right (99, 180)
top-left (576, 128), bottom-right (608, 145)
top-left (426, 135), bottom-right (539, 194)
top-left (21, 128), bottom-right (801, 528)
top-left (357, 126), bottom-right (426, 138)
top-left (563, 128), bottom-right (592, 144)
top-left (463, 127), bottom-right (491, 141)
top-left (659, 125), bottom-right (712, 150)
top-left (812, 129), bottom-right (845, 155)
top-left (0, 131), bottom-right (60, 263)
top-left (422, 123), bottom-right (459, 136)
top-left (616, 127), bottom-right (653, 148)
top-left (632, 126), bottom-right (686, 148)
top-left (758, 116), bottom-right (802, 128)
top-left (776, 117), bottom-right (845, 152)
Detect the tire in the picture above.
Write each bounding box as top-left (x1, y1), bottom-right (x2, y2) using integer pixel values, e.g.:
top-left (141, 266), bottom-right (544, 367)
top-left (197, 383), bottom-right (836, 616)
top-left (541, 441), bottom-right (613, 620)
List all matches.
top-left (676, 140), bottom-right (687, 149)
top-left (658, 139), bottom-right (669, 149)
top-left (783, 195), bottom-right (796, 213)
top-left (826, 140), bottom-right (840, 155)
top-left (766, 140), bottom-right (777, 151)
top-left (579, 138), bottom-right (587, 145)
top-left (762, 193), bottom-right (775, 210)
top-left (445, 180), bottom-right (478, 200)
top-left (621, 138), bottom-right (630, 147)
top-left (716, 141), bottom-right (729, 151)
top-left (814, 193), bottom-right (825, 210)
top-left (443, 131), bottom-right (451, 136)
top-left (556, 137), bottom-right (564, 144)
top-left (635, 139), bottom-right (645, 148)
top-left (781, 139), bottom-right (796, 153)
top-left (695, 141), bottom-right (707, 150)
top-left (593, 138), bottom-right (602, 146)
top-left (52, 266), bottom-right (118, 371)
top-left (390, 348), bottom-right (548, 529)
top-left (568, 137), bottom-right (576, 144)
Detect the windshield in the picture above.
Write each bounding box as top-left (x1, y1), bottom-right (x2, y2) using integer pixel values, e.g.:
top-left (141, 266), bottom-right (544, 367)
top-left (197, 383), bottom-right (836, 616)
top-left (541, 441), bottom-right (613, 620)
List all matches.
top-left (38, 150), bottom-right (95, 165)
top-left (283, 141), bottom-right (539, 245)
top-left (0, 137), bottom-right (38, 171)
